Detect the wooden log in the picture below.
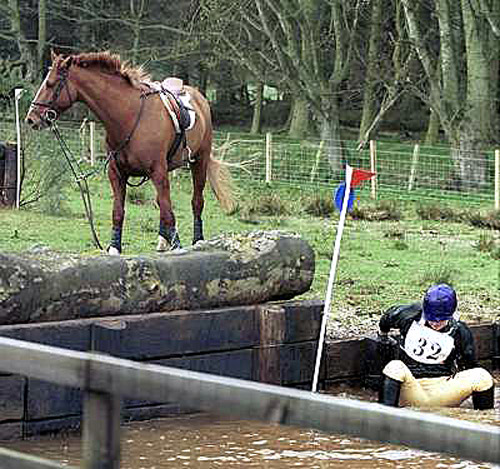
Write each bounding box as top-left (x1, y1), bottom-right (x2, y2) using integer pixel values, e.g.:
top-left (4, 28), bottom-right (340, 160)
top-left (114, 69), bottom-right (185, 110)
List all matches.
top-left (0, 231), bottom-right (314, 325)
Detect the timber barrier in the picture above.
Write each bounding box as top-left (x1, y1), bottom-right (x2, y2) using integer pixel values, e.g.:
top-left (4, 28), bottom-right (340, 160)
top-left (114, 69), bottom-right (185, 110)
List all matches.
top-left (0, 299), bottom-right (496, 441)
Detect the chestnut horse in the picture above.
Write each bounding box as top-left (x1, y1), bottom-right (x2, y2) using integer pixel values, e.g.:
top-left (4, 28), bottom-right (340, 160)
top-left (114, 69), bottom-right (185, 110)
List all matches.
top-left (26, 51), bottom-right (234, 254)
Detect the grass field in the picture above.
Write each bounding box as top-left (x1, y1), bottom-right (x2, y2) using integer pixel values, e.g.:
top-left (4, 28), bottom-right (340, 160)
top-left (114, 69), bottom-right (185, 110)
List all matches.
top-left (1, 161), bottom-right (499, 325)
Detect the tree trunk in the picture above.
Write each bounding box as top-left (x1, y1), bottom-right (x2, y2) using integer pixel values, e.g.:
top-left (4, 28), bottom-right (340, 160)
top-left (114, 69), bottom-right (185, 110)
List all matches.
top-left (318, 97), bottom-right (343, 174)
top-left (488, 0), bottom-right (500, 136)
top-left (359, 0), bottom-right (383, 141)
top-left (130, 0), bottom-right (146, 64)
top-left (288, 96), bottom-right (311, 138)
top-left (0, 232), bottom-right (315, 325)
top-left (424, 109), bottom-right (440, 145)
top-left (250, 81), bottom-right (263, 134)
top-left (37, 0), bottom-right (47, 78)
top-left (462, 0), bottom-right (495, 143)
top-left (446, 0), bottom-right (494, 189)
top-left (450, 131), bottom-right (487, 191)
top-left (8, 0), bottom-right (36, 81)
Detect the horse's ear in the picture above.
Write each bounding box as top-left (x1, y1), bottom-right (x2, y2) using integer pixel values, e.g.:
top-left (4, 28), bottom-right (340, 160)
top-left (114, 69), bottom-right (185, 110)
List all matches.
top-left (61, 55), bottom-right (74, 69)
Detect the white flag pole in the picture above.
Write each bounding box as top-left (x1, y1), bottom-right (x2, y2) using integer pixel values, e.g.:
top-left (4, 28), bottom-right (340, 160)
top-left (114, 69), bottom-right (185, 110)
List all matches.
top-left (14, 88), bottom-right (24, 209)
top-left (311, 164), bottom-right (353, 393)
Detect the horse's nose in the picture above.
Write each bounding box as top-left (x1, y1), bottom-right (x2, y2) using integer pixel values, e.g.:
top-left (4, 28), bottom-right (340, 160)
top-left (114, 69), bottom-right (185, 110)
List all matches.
top-left (25, 115), bottom-right (40, 129)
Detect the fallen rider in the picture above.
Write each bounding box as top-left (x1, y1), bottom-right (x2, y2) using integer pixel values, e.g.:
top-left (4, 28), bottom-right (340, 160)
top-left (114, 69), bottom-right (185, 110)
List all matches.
top-left (378, 283), bottom-right (495, 410)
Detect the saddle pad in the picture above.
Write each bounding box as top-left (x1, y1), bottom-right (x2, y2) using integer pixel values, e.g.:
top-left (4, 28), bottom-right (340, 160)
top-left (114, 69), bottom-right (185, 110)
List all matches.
top-left (147, 81), bottom-right (195, 131)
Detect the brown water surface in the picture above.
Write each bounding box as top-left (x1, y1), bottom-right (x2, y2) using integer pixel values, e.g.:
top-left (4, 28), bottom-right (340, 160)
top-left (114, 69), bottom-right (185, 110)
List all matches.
top-left (4, 383), bottom-right (500, 468)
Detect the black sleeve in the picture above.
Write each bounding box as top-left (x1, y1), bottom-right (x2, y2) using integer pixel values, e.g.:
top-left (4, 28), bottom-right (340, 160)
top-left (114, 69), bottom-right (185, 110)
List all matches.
top-left (379, 302), bottom-right (422, 333)
top-left (455, 322), bottom-right (478, 370)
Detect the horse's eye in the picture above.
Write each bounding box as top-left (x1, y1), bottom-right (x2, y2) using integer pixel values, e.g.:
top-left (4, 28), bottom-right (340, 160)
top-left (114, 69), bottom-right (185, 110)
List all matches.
top-left (46, 77), bottom-right (56, 88)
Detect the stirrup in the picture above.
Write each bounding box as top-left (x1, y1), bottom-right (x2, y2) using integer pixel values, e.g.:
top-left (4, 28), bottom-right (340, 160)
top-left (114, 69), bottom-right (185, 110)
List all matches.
top-left (186, 147), bottom-right (196, 165)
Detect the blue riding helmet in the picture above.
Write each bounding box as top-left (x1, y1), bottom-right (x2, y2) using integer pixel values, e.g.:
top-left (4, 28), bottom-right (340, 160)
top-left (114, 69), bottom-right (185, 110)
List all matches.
top-left (422, 283), bottom-right (457, 322)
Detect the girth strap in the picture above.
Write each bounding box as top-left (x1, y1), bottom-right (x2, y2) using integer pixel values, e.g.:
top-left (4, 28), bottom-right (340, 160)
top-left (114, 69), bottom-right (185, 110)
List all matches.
top-left (161, 90), bottom-right (192, 164)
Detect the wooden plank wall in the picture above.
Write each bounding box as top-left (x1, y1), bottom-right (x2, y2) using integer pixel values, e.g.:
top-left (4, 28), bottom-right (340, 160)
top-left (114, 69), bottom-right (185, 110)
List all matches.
top-left (0, 301), bottom-right (495, 440)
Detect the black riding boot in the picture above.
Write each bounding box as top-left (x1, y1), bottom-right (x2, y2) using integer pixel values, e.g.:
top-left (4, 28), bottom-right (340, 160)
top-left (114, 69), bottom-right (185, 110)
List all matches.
top-left (378, 376), bottom-right (402, 407)
top-left (472, 386), bottom-right (495, 410)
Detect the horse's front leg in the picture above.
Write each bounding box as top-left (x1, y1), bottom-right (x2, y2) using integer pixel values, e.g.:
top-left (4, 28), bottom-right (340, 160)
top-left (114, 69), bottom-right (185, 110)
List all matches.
top-left (107, 162), bottom-right (127, 255)
top-left (151, 170), bottom-right (181, 251)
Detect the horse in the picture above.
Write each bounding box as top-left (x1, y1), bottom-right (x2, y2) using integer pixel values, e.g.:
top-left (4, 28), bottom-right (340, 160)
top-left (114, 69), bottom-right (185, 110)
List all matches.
top-left (25, 50), bottom-right (235, 254)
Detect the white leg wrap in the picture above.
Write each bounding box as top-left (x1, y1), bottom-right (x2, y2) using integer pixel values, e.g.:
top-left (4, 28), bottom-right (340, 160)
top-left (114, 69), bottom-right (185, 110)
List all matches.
top-left (107, 246), bottom-right (120, 256)
top-left (156, 235), bottom-right (169, 252)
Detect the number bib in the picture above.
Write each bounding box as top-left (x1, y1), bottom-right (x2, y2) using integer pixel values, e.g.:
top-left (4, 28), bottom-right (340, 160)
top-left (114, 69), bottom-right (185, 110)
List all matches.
top-left (403, 320), bottom-right (454, 364)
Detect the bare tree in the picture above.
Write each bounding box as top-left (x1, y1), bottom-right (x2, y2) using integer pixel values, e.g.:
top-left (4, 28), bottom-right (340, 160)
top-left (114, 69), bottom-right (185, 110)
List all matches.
top-left (201, 0), bottom-right (364, 172)
top-left (401, 0), bottom-right (500, 189)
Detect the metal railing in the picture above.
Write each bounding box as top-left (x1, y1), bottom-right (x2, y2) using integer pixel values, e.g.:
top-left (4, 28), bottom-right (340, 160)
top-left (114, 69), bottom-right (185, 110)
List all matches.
top-left (0, 337), bottom-right (498, 468)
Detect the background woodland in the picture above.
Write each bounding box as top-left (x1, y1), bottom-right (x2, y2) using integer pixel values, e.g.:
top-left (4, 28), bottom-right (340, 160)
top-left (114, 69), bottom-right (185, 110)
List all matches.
top-left (1, 0), bottom-right (500, 188)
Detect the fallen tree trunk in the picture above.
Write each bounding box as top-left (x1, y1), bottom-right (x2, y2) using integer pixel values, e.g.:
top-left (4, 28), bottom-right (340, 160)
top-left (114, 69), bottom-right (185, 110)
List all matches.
top-left (0, 231), bottom-right (315, 325)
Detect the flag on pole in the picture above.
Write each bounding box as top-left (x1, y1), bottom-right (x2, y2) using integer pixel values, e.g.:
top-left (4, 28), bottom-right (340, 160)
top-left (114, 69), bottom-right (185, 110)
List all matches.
top-left (351, 168), bottom-right (376, 188)
top-left (333, 168), bottom-right (376, 212)
top-left (311, 165), bottom-right (375, 393)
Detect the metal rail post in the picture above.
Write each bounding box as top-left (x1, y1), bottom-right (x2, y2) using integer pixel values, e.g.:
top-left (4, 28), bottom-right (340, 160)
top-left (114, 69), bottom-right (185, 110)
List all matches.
top-left (82, 389), bottom-right (121, 469)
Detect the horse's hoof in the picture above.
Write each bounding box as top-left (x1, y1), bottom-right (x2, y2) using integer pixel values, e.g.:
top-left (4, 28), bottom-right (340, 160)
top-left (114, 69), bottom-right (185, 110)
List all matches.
top-left (107, 246), bottom-right (121, 256)
top-left (171, 248), bottom-right (188, 254)
top-left (156, 235), bottom-right (169, 252)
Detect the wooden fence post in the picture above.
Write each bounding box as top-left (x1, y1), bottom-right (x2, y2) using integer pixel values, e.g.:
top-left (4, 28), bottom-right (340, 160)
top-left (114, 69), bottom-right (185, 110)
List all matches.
top-left (265, 132), bottom-right (272, 184)
top-left (369, 140), bottom-right (377, 199)
top-left (495, 149), bottom-right (500, 211)
top-left (14, 88), bottom-right (23, 209)
top-left (310, 140), bottom-right (325, 183)
top-left (82, 389), bottom-right (121, 469)
top-left (408, 143), bottom-right (420, 191)
top-left (3, 143), bottom-right (17, 207)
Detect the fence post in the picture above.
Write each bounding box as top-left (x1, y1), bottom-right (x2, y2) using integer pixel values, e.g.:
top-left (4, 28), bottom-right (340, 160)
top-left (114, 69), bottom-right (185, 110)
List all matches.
top-left (3, 143), bottom-right (17, 207)
top-left (369, 140), bottom-right (377, 199)
top-left (407, 143), bottom-right (420, 191)
top-left (495, 149), bottom-right (500, 211)
top-left (265, 132), bottom-right (272, 184)
top-left (89, 121), bottom-right (96, 166)
top-left (82, 389), bottom-right (121, 469)
top-left (310, 140), bottom-right (325, 183)
top-left (14, 88), bottom-right (24, 209)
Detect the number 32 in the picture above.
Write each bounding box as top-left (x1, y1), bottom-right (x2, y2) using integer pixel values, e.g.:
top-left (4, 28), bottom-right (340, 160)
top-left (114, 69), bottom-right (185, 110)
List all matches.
top-left (413, 338), bottom-right (442, 360)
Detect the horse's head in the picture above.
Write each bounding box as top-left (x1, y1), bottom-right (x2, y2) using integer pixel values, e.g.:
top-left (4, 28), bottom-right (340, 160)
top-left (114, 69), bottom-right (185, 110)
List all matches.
top-left (25, 50), bottom-right (78, 129)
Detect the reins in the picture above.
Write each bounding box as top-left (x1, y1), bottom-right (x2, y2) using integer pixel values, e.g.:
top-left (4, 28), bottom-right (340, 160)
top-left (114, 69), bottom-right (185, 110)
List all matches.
top-left (107, 90), bottom-right (154, 188)
top-left (35, 68), bottom-right (161, 250)
top-left (48, 120), bottom-right (104, 251)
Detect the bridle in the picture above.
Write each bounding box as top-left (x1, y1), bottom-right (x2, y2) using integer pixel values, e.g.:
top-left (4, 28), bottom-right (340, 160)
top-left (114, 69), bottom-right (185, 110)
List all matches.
top-left (31, 65), bottom-right (74, 125)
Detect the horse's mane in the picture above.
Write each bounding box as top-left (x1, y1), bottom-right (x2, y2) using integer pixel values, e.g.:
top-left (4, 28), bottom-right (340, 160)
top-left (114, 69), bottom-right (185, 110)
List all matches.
top-left (73, 51), bottom-right (151, 88)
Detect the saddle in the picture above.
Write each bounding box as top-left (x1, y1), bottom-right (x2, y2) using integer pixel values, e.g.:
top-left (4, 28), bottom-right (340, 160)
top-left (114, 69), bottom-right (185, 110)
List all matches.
top-left (146, 78), bottom-right (195, 167)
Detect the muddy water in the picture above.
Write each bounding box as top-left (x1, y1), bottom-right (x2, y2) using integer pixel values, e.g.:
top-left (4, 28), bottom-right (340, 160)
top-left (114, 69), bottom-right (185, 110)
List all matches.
top-left (4, 383), bottom-right (500, 468)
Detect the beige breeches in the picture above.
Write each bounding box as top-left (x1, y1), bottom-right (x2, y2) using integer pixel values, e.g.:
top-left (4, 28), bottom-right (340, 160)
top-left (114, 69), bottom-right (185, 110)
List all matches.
top-left (383, 360), bottom-right (494, 408)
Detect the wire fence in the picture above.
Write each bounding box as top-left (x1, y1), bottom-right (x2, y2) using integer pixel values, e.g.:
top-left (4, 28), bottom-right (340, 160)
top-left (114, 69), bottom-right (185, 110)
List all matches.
top-left (216, 131), bottom-right (500, 208)
top-left (1, 118), bottom-right (500, 209)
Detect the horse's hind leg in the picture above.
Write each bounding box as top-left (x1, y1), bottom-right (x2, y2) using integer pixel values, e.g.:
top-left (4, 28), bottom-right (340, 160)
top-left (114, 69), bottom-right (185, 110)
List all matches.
top-left (190, 153), bottom-right (208, 244)
top-left (151, 169), bottom-right (181, 251)
top-left (107, 161), bottom-right (127, 255)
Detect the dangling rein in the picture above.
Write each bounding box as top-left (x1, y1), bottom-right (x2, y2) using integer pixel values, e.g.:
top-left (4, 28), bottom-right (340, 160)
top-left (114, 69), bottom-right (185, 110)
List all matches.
top-left (46, 91), bottom-right (154, 250)
top-left (49, 122), bottom-right (104, 251)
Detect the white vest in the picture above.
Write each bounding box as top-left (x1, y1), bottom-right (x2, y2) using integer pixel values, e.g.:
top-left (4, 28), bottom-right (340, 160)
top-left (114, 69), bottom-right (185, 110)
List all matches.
top-left (403, 318), bottom-right (455, 365)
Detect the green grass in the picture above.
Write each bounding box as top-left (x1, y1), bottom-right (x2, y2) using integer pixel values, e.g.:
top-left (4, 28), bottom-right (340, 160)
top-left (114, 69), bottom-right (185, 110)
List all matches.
top-left (1, 167), bottom-right (499, 324)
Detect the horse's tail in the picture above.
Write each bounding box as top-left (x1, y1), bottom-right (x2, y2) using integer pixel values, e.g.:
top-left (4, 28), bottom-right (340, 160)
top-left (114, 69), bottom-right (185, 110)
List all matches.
top-left (207, 154), bottom-right (236, 214)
